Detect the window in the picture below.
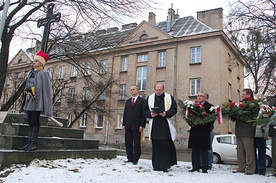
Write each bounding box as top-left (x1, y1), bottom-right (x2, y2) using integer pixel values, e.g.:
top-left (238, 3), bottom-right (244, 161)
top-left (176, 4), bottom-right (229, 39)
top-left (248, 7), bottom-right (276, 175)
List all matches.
top-left (137, 66), bottom-right (147, 91)
top-left (47, 68), bottom-right (53, 79)
top-left (80, 113), bottom-right (87, 127)
top-left (228, 53), bottom-right (232, 71)
top-left (16, 72), bottom-right (22, 79)
top-left (96, 114), bottom-right (104, 128)
top-left (237, 63), bottom-right (240, 79)
top-left (117, 114), bottom-right (123, 129)
top-left (217, 136), bottom-right (232, 144)
top-left (228, 83), bottom-right (232, 101)
top-left (86, 62), bottom-right (92, 76)
top-left (6, 74), bottom-right (12, 85)
top-left (68, 88), bottom-right (75, 102)
top-left (59, 66), bottom-right (65, 79)
top-left (83, 87), bottom-right (90, 100)
top-left (71, 65), bottom-right (78, 77)
top-left (190, 78), bottom-right (201, 96)
top-left (57, 90), bottom-right (62, 102)
top-left (119, 84), bottom-right (126, 100)
top-left (11, 102), bottom-right (16, 113)
top-left (190, 47), bottom-right (201, 64)
top-left (4, 93), bottom-right (8, 103)
top-left (138, 54), bottom-right (148, 62)
top-left (237, 89), bottom-right (241, 102)
top-left (67, 114), bottom-right (72, 125)
top-left (100, 60), bottom-right (108, 74)
top-left (158, 51), bottom-right (166, 67)
top-left (140, 34), bottom-right (149, 40)
top-left (99, 91), bottom-right (106, 100)
top-left (121, 57), bottom-right (128, 71)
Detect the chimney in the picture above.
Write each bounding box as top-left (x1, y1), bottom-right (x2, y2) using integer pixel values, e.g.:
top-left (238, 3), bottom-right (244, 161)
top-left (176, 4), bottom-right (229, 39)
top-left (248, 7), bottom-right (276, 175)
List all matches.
top-left (107, 27), bottom-right (119, 33)
top-left (122, 23), bottom-right (137, 30)
top-left (197, 8), bottom-right (223, 30)
top-left (167, 4), bottom-right (175, 32)
top-left (148, 12), bottom-right (156, 26)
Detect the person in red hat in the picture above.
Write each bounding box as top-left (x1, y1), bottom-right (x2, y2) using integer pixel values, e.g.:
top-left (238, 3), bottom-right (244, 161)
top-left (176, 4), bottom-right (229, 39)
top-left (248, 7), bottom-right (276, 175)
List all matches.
top-left (18, 51), bottom-right (53, 151)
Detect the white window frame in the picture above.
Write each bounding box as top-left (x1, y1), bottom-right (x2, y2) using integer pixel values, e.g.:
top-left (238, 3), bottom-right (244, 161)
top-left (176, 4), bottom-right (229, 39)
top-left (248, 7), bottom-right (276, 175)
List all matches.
top-left (59, 66), bottom-right (65, 79)
top-left (100, 60), bottom-right (108, 74)
top-left (117, 114), bottom-right (123, 129)
top-left (99, 91), bottom-right (106, 100)
top-left (68, 88), bottom-right (75, 102)
top-left (228, 83), bottom-right (232, 101)
top-left (119, 84), bottom-right (126, 100)
top-left (190, 47), bottom-right (201, 64)
top-left (138, 54), bottom-right (148, 62)
top-left (190, 78), bottom-right (201, 96)
top-left (57, 90), bottom-right (62, 102)
top-left (80, 113), bottom-right (87, 127)
top-left (86, 62), bottom-right (92, 76)
top-left (158, 51), bottom-right (166, 67)
top-left (83, 87), bottom-right (90, 100)
top-left (95, 114), bottom-right (104, 128)
top-left (67, 114), bottom-right (72, 125)
top-left (47, 68), bottom-right (53, 79)
top-left (121, 57), bottom-right (128, 71)
top-left (71, 65), bottom-right (78, 77)
top-left (6, 74), bottom-right (12, 85)
top-left (137, 66), bottom-right (147, 91)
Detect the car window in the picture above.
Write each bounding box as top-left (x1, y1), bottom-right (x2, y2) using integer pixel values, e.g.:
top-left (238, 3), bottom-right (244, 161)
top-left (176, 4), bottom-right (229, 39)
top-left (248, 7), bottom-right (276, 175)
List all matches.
top-left (266, 139), bottom-right (271, 146)
top-left (234, 136), bottom-right (237, 145)
top-left (217, 136), bottom-right (232, 144)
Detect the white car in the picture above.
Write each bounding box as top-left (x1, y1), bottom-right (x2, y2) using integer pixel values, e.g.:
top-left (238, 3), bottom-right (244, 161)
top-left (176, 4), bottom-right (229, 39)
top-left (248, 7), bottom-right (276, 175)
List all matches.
top-left (212, 134), bottom-right (272, 168)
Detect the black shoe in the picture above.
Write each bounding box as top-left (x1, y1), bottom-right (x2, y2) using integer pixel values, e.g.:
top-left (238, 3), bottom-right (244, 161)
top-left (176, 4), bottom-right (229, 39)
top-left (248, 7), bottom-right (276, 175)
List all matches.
top-left (202, 169), bottom-right (208, 173)
top-left (162, 168), bottom-right (168, 173)
top-left (124, 160), bottom-right (133, 163)
top-left (244, 172), bottom-right (254, 175)
top-left (18, 142), bottom-right (30, 150)
top-left (132, 162), bottom-right (138, 165)
top-left (232, 170), bottom-right (245, 173)
top-left (153, 168), bottom-right (161, 171)
top-left (189, 169), bottom-right (199, 172)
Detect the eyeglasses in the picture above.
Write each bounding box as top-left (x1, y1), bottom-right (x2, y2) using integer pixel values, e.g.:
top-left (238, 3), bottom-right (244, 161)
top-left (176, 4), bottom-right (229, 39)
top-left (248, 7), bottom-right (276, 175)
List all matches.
top-left (197, 95), bottom-right (205, 97)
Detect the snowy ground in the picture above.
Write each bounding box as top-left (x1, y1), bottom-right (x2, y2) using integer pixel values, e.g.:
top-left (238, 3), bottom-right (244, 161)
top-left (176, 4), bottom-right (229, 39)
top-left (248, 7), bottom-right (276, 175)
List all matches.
top-left (0, 156), bottom-right (275, 183)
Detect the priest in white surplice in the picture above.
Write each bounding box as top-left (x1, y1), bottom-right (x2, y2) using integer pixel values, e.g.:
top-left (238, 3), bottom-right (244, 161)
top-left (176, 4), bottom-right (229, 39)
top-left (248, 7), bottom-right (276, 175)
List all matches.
top-left (143, 83), bottom-right (177, 172)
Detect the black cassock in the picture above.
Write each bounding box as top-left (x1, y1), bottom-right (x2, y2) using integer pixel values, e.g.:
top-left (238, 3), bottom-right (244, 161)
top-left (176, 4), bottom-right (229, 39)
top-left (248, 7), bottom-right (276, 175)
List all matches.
top-left (143, 93), bottom-right (177, 171)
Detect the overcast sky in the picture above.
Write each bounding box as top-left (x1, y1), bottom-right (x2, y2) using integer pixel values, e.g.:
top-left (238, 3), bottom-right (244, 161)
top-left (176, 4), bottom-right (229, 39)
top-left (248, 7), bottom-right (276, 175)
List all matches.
top-left (9, 0), bottom-right (233, 61)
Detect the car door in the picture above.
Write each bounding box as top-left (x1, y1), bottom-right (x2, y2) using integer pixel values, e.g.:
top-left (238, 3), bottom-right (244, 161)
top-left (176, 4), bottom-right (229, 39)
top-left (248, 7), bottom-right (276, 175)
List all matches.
top-left (216, 135), bottom-right (237, 162)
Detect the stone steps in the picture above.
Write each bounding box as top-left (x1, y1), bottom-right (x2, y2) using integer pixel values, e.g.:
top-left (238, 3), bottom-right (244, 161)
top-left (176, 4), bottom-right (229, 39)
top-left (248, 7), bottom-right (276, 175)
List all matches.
top-left (0, 149), bottom-right (117, 170)
top-left (0, 113), bottom-right (117, 170)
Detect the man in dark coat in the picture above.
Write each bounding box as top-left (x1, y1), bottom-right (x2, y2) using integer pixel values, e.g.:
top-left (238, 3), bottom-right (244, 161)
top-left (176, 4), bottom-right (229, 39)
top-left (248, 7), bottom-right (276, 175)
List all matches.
top-left (122, 85), bottom-right (146, 165)
top-left (188, 91), bottom-right (215, 173)
top-left (143, 83), bottom-right (177, 172)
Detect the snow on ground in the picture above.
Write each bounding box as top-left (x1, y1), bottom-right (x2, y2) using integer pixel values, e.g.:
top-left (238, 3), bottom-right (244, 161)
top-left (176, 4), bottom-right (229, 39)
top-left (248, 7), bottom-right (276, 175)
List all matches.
top-left (0, 156), bottom-right (275, 183)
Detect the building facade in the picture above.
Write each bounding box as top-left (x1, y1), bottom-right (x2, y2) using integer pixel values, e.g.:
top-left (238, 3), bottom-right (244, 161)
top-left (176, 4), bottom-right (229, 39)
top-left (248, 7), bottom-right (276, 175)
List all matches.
top-left (1, 8), bottom-right (245, 149)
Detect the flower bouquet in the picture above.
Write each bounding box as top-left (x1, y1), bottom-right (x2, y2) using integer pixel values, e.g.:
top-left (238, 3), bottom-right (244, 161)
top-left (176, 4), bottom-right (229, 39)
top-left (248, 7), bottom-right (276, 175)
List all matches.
top-left (247, 104), bottom-right (275, 128)
top-left (178, 99), bottom-right (216, 126)
top-left (221, 98), bottom-right (261, 122)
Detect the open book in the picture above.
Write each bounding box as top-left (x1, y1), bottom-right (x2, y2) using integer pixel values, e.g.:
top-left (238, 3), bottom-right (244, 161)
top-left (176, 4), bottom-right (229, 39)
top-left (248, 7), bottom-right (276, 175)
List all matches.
top-left (151, 107), bottom-right (164, 114)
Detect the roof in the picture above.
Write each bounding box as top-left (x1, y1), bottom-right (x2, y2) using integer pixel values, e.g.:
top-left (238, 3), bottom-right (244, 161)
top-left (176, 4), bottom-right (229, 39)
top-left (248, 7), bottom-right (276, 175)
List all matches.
top-left (157, 16), bottom-right (214, 37)
top-left (50, 16), bottom-right (215, 57)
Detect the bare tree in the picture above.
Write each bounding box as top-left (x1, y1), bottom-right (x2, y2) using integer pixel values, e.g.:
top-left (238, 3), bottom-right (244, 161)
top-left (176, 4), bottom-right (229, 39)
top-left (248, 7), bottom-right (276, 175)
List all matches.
top-left (0, 0), bottom-right (155, 102)
top-left (226, 0), bottom-right (276, 96)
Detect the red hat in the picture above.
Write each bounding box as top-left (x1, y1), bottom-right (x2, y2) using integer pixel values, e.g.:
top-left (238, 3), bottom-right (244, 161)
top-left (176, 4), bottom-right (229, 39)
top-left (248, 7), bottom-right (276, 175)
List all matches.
top-left (34, 51), bottom-right (49, 66)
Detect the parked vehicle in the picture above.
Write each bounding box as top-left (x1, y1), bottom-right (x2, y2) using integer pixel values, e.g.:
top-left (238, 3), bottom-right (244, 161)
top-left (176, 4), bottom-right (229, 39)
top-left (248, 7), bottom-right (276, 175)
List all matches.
top-left (212, 134), bottom-right (272, 168)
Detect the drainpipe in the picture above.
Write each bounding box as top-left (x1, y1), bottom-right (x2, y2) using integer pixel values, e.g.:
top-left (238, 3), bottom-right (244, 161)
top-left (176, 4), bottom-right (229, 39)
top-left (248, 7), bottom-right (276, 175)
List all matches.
top-left (104, 52), bottom-right (115, 144)
top-left (172, 41), bottom-right (178, 126)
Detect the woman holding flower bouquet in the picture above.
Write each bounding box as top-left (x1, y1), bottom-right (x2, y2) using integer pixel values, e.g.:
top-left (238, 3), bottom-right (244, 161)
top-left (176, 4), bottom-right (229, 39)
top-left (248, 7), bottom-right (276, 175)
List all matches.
top-left (188, 91), bottom-right (215, 173)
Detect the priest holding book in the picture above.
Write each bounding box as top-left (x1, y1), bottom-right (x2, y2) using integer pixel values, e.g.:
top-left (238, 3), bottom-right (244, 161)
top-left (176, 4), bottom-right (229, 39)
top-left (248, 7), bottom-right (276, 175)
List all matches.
top-left (143, 83), bottom-right (177, 172)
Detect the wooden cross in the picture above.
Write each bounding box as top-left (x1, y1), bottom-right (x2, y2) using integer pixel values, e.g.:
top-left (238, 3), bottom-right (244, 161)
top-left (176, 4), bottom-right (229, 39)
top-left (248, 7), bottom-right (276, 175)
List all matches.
top-left (37, 3), bottom-right (61, 52)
